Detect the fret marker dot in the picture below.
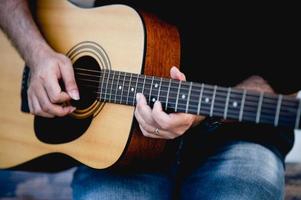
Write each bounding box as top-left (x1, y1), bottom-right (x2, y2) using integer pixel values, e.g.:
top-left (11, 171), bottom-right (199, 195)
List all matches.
top-left (233, 101), bottom-right (238, 107)
top-left (118, 86), bottom-right (122, 90)
top-left (131, 88), bottom-right (134, 92)
top-left (182, 94), bottom-right (186, 99)
top-left (154, 83), bottom-right (158, 88)
top-left (205, 97), bottom-right (210, 103)
top-left (152, 98), bottom-right (156, 102)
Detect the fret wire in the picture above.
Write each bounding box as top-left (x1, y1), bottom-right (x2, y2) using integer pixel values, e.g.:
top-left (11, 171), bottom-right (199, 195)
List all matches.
top-left (109, 71), bottom-right (116, 102)
top-left (175, 81), bottom-right (182, 112)
top-left (148, 76), bottom-right (155, 103)
top-left (165, 79), bottom-right (172, 110)
top-left (210, 86), bottom-right (217, 117)
top-left (99, 70), bottom-right (106, 101)
top-left (126, 73), bottom-right (132, 105)
top-left (256, 92), bottom-right (264, 123)
top-left (223, 87), bottom-right (231, 119)
top-left (142, 75), bottom-right (146, 95)
top-left (197, 83), bottom-right (204, 115)
top-left (186, 82), bottom-right (193, 113)
top-left (157, 77), bottom-right (163, 102)
top-left (114, 71), bottom-right (120, 103)
top-left (104, 70), bottom-right (111, 101)
top-left (153, 78), bottom-right (160, 103)
top-left (120, 72), bottom-right (127, 104)
top-left (239, 89), bottom-right (247, 122)
top-left (274, 95), bottom-right (282, 127)
top-left (132, 74), bottom-right (139, 105)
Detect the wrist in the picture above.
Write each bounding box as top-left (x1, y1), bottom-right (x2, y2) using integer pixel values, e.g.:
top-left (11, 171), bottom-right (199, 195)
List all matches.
top-left (26, 41), bottom-right (54, 69)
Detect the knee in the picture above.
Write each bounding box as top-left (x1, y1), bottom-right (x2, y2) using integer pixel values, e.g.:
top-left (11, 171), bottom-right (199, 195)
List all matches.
top-left (181, 141), bottom-right (285, 200)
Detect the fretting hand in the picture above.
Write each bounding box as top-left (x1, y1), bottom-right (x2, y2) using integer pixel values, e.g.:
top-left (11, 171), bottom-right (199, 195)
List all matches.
top-left (135, 67), bottom-right (205, 139)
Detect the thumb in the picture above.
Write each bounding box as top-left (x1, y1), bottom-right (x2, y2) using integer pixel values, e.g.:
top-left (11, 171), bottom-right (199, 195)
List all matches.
top-left (170, 66), bottom-right (186, 81)
top-left (59, 58), bottom-right (80, 100)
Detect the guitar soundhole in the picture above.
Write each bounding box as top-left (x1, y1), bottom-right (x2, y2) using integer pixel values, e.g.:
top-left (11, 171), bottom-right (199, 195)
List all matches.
top-left (34, 42), bottom-right (111, 144)
top-left (35, 56), bottom-right (102, 144)
top-left (72, 55), bottom-right (100, 110)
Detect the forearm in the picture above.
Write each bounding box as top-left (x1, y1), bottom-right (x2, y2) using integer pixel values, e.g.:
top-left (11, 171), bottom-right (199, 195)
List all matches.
top-left (0, 0), bottom-right (52, 68)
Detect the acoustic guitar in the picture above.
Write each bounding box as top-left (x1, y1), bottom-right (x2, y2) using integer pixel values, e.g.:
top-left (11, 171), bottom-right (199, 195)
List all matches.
top-left (0, 0), bottom-right (300, 170)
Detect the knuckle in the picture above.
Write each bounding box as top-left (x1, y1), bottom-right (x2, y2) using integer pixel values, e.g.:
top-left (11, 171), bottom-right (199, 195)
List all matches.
top-left (136, 103), bottom-right (143, 111)
top-left (60, 55), bottom-right (72, 66)
top-left (160, 122), bottom-right (170, 130)
top-left (140, 129), bottom-right (148, 137)
top-left (35, 109), bottom-right (43, 116)
top-left (175, 129), bottom-right (184, 136)
top-left (41, 103), bottom-right (50, 113)
top-left (56, 110), bottom-right (66, 117)
top-left (49, 94), bottom-right (60, 103)
top-left (168, 135), bottom-right (176, 140)
top-left (183, 115), bottom-right (193, 126)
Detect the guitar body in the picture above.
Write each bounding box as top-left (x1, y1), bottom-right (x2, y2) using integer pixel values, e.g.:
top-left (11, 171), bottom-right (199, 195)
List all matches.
top-left (0, 0), bottom-right (180, 170)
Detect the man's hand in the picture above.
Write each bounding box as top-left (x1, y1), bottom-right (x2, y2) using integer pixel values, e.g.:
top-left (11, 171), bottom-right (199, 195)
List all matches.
top-left (135, 67), bottom-right (204, 139)
top-left (0, 0), bottom-right (79, 118)
top-left (28, 48), bottom-right (79, 118)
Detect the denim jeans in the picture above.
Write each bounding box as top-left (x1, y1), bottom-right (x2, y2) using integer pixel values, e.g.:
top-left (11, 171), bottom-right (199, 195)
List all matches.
top-left (71, 138), bottom-right (285, 200)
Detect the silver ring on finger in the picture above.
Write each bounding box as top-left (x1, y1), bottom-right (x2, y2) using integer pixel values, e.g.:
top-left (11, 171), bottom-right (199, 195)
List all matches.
top-left (153, 128), bottom-right (160, 135)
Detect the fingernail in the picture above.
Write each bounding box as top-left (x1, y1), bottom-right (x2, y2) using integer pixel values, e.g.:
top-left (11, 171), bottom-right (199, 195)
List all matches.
top-left (70, 107), bottom-right (76, 113)
top-left (136, 93), bottom-right (141, 103)
top-left (69, 90), bottom-right (80, 100)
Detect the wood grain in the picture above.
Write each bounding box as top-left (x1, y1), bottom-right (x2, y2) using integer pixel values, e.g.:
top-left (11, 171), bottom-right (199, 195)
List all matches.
top-left (0, 0), bottom-right (181, 170)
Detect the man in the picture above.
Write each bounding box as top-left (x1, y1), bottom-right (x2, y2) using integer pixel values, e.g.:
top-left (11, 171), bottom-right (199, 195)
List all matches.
top-left (1, 0), bottom-right (299, 199)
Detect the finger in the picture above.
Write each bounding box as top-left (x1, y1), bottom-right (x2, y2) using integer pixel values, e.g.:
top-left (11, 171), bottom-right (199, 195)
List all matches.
top-left (139, 124), bottom-right (163, 139)
top-left (44, 73), bottom-right (71, 103)
top-left (170, 66), bottom-right (186, 81)
top-left (152, 101), bottom-right (193, 130)
top-left (37, 86), bottom-right (75, 117)
top-left (59, 57), bottom-right (80, 100)
top-left (31, 95), bottom-right (54, 118)
top-left (135, 93), bottom-right (155, 124)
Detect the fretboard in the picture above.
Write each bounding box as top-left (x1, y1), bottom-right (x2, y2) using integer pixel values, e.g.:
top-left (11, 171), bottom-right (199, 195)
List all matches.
top-left (77, 69), bottom-right (301, 130)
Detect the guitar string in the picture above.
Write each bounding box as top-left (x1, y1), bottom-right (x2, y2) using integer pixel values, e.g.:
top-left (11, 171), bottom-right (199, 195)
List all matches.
top-left (76, 79), bottom-right (298, 121)
top-left (74, 80), bottom-right (299, 118)
top-left (72, 67), bottom-right (300, 122)
top-left (74, 74), bottom-right (299, 109)
top-left (70, 71), bottom-right (299, 126)
top-left (77, 78), bottom-right (283, 110)
top-left (73, 75), bottom-right (297, 125)
top-left (77, 91), bottom-right (295, 126)
top-left (74, 67), bottom-right (298, 104)
top-left (75, 71), bottom-right (293, 105)
top-left (73, 68), bottom-right (298, 104)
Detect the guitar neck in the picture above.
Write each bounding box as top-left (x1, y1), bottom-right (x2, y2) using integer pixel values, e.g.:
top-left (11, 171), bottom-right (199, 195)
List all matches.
top-left (76, 69), bottom-right (301, 130)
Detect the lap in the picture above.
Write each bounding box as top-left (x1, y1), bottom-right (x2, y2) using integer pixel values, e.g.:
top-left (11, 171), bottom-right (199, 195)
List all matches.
top-left (72, 166), bottom-right (173, 200)
top-left (72, 141), bottom-right (285, 200)
top-left (179, 141), bottom-right (285, 200)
